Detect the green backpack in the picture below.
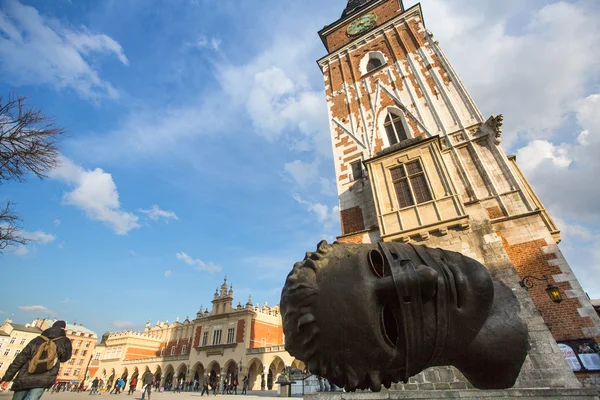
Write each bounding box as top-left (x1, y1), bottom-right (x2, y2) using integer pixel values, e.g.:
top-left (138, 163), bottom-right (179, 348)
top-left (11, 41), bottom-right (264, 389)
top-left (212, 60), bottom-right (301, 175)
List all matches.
top-left (28, 335), bottom-right (61, 374)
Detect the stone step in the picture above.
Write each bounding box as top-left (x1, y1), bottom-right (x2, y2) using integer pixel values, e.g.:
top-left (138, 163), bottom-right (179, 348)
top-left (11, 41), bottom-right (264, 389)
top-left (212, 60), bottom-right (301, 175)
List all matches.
top-left (306, 388), bottom-right (600, 400)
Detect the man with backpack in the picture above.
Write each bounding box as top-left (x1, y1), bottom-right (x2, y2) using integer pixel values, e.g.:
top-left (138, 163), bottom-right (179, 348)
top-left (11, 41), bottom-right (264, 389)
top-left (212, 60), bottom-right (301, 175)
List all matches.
top-left (0, 321), bottom-right (72, 400)
top-left (140, 370), bottom-right (153, 400)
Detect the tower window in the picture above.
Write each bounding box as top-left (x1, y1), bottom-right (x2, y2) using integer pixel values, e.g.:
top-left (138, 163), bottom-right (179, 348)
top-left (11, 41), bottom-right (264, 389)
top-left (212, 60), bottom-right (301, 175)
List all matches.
top-left (361, 52), bottom-right (386, 75)
top-left (384, 112), bottom-right (408, 145)
top-left (366, 57), bottom-right (383, 72)
top-left (351, 161), bottom-right (363, 180)
top-left (390, 160), bottom-right (432, 208)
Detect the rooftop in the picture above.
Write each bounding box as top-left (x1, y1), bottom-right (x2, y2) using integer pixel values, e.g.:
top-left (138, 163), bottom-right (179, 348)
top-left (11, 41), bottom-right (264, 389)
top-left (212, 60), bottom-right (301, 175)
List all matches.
top-left (11, 324), bottom-right (43, 334)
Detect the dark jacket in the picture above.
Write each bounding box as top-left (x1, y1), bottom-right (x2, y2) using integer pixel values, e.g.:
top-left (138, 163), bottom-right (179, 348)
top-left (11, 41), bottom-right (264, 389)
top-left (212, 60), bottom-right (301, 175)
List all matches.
top-left (2, 326), bottom-right (72, 391)
top-left (142, 371), bottom-right (153, 386)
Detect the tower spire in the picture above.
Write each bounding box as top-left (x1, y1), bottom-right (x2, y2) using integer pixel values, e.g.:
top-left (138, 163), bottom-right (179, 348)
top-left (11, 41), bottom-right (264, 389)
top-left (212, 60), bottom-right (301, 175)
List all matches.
top-left (342, 0), bottom-right (374, 17)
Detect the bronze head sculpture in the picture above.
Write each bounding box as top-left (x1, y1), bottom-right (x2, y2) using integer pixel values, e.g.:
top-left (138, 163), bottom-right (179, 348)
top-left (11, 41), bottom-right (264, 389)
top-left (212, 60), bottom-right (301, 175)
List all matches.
top-left (280, 240), bottom-right (528, 392)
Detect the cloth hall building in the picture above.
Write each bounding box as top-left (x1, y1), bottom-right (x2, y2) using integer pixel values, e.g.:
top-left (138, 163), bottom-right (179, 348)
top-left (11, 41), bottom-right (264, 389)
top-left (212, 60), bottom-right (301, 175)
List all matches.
top-left (320, 0), bottom-right (600, 390)
top-left (90, 279), bottom-right (302, 391)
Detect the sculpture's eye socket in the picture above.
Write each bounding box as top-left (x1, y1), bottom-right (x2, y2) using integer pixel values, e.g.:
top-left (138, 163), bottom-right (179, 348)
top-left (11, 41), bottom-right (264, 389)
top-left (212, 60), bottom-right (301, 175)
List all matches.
top-left (381, 304), bottom-right (399, 347)
top-left (368, 249), bottom-right (385, 278)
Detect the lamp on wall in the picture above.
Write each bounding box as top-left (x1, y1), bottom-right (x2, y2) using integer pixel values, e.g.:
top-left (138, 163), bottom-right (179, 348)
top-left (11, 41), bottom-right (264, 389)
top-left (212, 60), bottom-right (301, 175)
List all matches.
top-left (519, 275), bottom-right (563, 303)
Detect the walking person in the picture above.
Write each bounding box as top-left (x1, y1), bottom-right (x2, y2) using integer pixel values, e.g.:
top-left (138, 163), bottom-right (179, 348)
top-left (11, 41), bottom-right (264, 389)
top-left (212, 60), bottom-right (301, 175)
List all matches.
top-left (140, 370), bottom-right (153, 400)
top-left (241, 376), bottom-right (248, 395)
top-left (90, 378), bottom-right (100, 395)
top-left (232, 376), bottom-right (238, 395)
top-left (128, 377), bottom-right (137, 395)
top-left (200, 376), bottom-right (210, 397)
top-left (0, 321), bottom-right (72, 400)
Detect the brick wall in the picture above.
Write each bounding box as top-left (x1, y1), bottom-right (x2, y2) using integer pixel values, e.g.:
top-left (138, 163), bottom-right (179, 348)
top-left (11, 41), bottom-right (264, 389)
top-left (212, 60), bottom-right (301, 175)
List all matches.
top-left (124, 347), bottom-right (159, 360)
top-left (323, 0), bottom-right (403, 52)
top-left (236, 320), bottom-right (245, 343)
top-left (500, 235), bottom-right (596, 342)
top-left (162, 339), bottom-right (192, 355)
top-left (341, 206), bottom-right (365, 234)
top-left (193, 326), bottom-right (202, 348)
top-left (249, 321), bottom-right (283, 348)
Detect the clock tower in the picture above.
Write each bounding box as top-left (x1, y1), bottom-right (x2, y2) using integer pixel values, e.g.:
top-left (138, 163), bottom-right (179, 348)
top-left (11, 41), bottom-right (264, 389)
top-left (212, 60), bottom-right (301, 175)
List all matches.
top-left (317, 0), bottom-right (600, 390)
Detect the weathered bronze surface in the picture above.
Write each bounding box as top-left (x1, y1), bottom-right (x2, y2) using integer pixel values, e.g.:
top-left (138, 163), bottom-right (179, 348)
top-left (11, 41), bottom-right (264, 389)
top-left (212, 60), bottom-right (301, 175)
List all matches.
top-left (280, 241), bottom-right (528, 392)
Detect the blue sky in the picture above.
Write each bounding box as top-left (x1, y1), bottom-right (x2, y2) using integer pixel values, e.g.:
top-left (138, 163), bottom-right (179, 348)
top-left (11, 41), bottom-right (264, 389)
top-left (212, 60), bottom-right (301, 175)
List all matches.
top-left (1, 0), bottom-right (600, 335)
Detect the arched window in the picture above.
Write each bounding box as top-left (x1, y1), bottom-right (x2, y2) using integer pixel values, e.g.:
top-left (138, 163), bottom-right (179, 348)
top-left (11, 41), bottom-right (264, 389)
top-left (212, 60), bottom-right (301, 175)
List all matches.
top-left (366, 57), bottom-right (383, 72)
top-left (361, 52), bottom-right (386, 75)
top-left (384, 112), bottom-right (408, 145)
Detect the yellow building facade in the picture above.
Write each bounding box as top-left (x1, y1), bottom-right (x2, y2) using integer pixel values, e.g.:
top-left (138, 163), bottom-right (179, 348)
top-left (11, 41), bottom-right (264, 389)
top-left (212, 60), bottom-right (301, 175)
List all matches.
top-left (91, 279), bottom-right (303, 392)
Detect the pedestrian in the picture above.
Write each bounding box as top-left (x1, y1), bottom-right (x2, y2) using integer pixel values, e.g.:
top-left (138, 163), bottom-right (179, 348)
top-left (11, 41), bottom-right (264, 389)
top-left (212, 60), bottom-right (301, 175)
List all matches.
top-left (241, 376), bottom-right (248, 395)
top-left (233, 376), bottom-right (238, 395)
top-left (323, 379), bottom-right (330, 392)
top-left (200, 376), bottom-right (210, 397)
top-left (318, 377), bottom-right (324, 392)
top-left (0, 321), bottom-right (72, 400)
top-left (90, 378), bottom-right (100, 396)
top-left (260, 375), bottom-right (265, 391)
top-left (140, 370), bottom-right (153, 400)
top-left (128, 377), bottom-right (137, 395)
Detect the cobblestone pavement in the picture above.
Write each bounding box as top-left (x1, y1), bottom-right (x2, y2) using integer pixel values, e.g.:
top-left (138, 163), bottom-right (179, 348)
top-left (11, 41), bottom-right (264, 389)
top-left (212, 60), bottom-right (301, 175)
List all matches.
top-left (0, 391), bottom-right (293, 400)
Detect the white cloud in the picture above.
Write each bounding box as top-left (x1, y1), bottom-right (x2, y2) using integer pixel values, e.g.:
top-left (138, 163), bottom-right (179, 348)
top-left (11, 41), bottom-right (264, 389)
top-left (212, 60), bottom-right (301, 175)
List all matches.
top-left (0, 0), bottom-right (127, 100)
top-left (191, 36), bottom-right (221, 51)
top-left (139, 205), bottom-right (179, 222)
top-left (58, 241), bottom-right (65, 249)
top-left (164, 270), bottom-right (173, 278)
top-left (2, 227), bottom-right (55, 257)
top-left (516, 140), bottom-right (572, 172)
top-left (284, 159), bottom-right (320, 188)
top-left (23, 230), bottom-right (56, 245)
top-left (49, 156), bottom-right (140, 235)
top-left (292, 193), bottom-right (340, 229)
top-left (111, 320), bottom-right (136, 329)
top-left (176, 252), bottom-right (222, 273)
top-left (54, 219), bottom-right (60, 226)
top-left (19, 305), bottom-right (54, 314)
top-left (11, 245), bottom-right (28, 257)
top-left (222, 62), bottom-right (329, 155)
top-left (417, 0), bottom-right (600, 147)
top-left (515, 94), bottom-right (600, 222)
top-left (129, 250), bottom-right (136, 256)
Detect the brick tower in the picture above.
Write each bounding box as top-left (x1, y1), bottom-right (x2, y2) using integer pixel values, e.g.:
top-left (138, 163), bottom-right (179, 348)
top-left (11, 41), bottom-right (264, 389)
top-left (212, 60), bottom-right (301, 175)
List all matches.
top-left (318, 0), bottom-right (600, 389)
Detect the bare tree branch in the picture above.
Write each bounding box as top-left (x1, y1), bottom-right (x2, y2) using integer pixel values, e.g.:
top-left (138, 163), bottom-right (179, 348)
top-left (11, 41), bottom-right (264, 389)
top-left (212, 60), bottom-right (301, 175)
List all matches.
top-left (0, 91), bottom-right (65, 253)
top-left (0, 90), bottom-right (66, 184)
top-left (0, 201), bottom-right (27, 251)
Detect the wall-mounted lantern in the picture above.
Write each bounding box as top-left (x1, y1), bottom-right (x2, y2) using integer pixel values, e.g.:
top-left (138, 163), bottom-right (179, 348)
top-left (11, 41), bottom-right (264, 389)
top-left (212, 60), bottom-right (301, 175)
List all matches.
top-left (519, 275), bottom-right (563, 304)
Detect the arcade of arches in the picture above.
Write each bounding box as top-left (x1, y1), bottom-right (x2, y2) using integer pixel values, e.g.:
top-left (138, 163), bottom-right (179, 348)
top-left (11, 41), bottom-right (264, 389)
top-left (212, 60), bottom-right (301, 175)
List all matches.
top-left (89, 279), bottom-right (306, 391)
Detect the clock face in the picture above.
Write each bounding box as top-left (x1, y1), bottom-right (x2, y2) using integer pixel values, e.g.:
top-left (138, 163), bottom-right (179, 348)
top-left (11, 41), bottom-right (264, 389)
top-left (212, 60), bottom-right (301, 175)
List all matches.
top-left (347, 13), bottom-right (378, 37)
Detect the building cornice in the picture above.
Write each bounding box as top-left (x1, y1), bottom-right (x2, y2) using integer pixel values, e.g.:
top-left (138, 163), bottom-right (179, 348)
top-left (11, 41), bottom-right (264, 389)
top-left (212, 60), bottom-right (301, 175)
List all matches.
top-left (317, 3), bottom-right (423, 67)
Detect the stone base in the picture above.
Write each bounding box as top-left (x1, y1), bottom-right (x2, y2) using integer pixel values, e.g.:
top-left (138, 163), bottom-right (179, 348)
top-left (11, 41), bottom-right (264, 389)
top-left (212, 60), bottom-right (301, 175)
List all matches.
top-left (306, 388), bottom-right (600, 400)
